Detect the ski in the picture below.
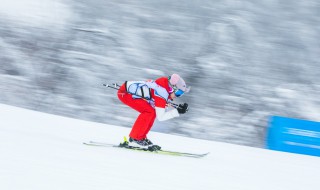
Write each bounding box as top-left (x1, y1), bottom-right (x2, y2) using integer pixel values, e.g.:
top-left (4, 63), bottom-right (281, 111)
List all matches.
top-left (83, 141), bottom-right (209, 158)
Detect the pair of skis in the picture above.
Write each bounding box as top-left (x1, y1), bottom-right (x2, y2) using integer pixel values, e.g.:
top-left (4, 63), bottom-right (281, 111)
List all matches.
top-left (83, 137), bottom-right (209, 158)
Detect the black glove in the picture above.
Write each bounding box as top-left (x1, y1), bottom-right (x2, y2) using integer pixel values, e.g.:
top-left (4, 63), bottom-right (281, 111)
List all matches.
top-left (177, 103), bottom-right (189, 114)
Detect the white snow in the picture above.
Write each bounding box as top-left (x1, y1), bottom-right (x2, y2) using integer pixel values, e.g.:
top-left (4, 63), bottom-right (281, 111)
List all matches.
top-left (1, 104), bottom-right (320, 190)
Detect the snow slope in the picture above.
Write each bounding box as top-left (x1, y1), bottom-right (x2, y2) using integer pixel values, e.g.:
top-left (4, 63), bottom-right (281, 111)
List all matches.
top-left (1, 104), bottom-right (320, 190)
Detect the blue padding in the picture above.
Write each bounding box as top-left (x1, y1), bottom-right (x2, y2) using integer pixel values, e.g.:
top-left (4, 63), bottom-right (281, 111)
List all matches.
top-left (267, 116), bottom-right (320, 157)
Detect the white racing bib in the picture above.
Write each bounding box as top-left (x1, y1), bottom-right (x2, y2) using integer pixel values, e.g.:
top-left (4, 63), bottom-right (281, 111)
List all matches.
top-left (125, 80), bottom-right (169, 101)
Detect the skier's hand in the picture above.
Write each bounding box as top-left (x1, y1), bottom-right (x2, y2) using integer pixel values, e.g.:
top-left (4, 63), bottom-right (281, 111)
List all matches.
top-left (177, 103), bottom-right (189, 114)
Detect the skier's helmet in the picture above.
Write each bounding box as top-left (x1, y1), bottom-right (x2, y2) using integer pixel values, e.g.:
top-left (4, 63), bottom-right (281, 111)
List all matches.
top-left (169, 74), bottom-right (190, 97)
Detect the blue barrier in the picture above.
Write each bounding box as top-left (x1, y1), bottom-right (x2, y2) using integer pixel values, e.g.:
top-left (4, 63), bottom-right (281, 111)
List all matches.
top-left (267, 116), bottom-right (320, 157)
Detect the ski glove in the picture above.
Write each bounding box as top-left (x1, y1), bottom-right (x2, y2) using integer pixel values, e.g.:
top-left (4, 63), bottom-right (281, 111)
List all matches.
top-left (177, 103), bottom-right (189, 114)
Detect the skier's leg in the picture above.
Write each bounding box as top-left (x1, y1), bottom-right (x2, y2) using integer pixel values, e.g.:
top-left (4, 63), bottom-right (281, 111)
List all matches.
top-left (129, 105), bottom-right (155, 140)
top-left (141, 110), bottom-right (156, 139)
top-left (117, 84), bottom-right (155, 140)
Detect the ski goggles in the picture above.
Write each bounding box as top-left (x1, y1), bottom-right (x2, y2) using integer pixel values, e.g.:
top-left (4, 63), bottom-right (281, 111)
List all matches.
top-left (174, 89), bottom-right (185, 97)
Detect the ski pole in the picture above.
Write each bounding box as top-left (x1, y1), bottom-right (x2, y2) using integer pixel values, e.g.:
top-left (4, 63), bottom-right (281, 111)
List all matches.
top-left (103, 83), bottom-right (180, 108)
top-left (103, 83), bottom-right (120, 90)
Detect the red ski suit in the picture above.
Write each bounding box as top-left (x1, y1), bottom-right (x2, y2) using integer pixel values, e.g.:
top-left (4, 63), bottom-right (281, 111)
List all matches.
top-left (117, 77), bottom-right (173, 140)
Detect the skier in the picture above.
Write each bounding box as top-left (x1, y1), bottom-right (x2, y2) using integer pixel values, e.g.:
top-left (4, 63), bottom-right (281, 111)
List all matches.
top-left (117, 74), bottom-right (190, 150)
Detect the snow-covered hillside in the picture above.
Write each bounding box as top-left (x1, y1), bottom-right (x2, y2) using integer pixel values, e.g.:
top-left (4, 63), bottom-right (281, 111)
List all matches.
top-left (1, 0), bottom-right (320, 148)
top-left (1, 104), bottom-right (319, 190)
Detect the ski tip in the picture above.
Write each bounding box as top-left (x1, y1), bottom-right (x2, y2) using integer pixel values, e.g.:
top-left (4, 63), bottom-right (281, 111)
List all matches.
top-left (204, 152), bottom-right (210, 156)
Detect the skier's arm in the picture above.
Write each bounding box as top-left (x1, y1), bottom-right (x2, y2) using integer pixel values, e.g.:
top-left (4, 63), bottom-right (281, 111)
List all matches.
top-left (155, 107), bottom-right (179, 121)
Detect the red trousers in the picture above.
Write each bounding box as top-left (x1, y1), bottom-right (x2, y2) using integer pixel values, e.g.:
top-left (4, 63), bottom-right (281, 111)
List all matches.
top-left (117, 83), bottom-right (156, 140)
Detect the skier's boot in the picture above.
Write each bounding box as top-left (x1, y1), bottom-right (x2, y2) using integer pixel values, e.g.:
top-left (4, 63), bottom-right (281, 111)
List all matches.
top-left (144, 138), bottom-right (153, 146)
top-left (128, 137), bottom-right (150, 149)
top-left (144, 138), bottom-right (161, 151)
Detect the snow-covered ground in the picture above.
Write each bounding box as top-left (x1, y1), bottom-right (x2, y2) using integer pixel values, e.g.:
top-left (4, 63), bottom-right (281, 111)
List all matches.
top-left (1, 103), bottom-right (320, 190)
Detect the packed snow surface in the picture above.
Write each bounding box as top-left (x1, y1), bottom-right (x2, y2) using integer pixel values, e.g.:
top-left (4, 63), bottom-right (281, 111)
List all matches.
top-left (1, 104), bottom-right (320, 190)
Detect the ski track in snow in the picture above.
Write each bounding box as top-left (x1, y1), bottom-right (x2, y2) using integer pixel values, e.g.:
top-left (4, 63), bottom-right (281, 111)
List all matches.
top-left (1, 104), bottom-right (320, 190)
